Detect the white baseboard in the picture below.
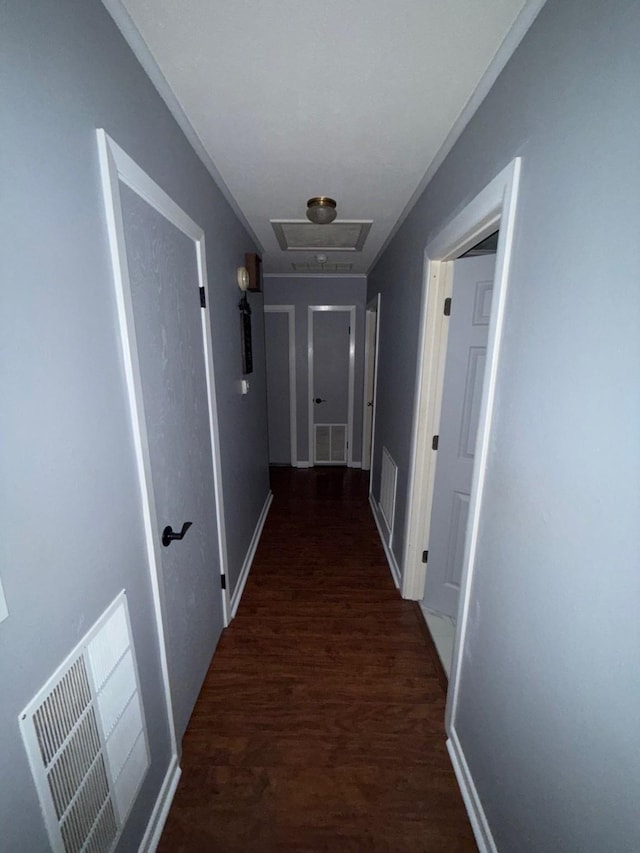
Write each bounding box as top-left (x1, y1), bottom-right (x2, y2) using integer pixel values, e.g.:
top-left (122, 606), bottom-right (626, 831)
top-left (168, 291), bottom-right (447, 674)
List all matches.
top-left (369, 495), bottom-right (401, 589)
top-left (138, 754), bottom-right (181, 852)
top-left (230, 491), bottom-right (273, 618)
top-left (349, 460), bottom-right (362, 469)
top-left (446, 729), bottom-right (497, 853)
top-left (295, 460), bottom-right (311, 468)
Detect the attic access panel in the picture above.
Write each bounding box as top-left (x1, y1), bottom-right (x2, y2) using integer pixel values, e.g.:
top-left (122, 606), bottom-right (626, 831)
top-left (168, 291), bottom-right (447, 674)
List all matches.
top-left (271, 220), bottom-right (372, 252)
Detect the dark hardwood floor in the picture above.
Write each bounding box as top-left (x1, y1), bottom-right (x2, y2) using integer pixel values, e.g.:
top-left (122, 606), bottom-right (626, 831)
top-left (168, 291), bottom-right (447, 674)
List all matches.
top-left (158, 467), bottom-right (476, 852)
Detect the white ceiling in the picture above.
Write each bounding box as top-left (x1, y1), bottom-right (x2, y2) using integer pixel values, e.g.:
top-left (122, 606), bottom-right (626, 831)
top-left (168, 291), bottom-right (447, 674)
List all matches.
top-left (109, 0), bottom-right (536, 275)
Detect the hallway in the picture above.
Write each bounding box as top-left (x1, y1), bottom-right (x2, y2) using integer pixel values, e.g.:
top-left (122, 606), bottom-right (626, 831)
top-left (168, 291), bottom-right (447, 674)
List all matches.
top-left (158, 468), bottom-right (476, 851)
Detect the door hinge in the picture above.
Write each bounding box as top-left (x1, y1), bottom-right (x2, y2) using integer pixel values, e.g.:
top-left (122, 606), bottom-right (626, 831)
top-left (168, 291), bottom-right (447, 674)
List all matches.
top-left (422, 550), bottom-right (429, 563)
top-left (443, 297), bottom-right (451, 316)
top-left (432, 435), bottom-right (439, 450)
top-left (220, 574), bottom-right (226, 590)
top-left (199, 286), bottom-right (206, 308)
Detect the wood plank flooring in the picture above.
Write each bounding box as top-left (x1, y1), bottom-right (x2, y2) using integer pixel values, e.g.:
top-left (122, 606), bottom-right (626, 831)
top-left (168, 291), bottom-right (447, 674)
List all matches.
top-left (159, 467), bottom-right (476, 852)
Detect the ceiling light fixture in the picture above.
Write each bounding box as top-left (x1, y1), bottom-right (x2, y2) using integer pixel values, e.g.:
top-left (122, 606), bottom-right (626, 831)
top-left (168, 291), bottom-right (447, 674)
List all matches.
top-left (306, 197), bottom-right (337, 225)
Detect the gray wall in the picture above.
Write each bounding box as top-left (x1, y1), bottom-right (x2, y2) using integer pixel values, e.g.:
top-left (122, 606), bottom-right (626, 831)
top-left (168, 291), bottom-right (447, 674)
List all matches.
top-left (368, 0), bottom-right (640, 849)
top-left (264, 276), bottom-right (368, 464)
top-left (0, 1), bottom-right (269, 849)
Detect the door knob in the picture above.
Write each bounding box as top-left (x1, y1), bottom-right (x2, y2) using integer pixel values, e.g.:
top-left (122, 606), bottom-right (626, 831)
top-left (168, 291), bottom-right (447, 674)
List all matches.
top-left (367, 401), bottom-right (373, 407)
top-left (162, 521), bottom-right (192, 547)
top-left (314, 397), bottom-right (326, 404)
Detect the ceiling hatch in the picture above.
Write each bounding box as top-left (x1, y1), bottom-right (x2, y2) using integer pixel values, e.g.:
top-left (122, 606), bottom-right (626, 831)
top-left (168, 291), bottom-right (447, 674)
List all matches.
top-left (271, 220), bottom-right (372, 252)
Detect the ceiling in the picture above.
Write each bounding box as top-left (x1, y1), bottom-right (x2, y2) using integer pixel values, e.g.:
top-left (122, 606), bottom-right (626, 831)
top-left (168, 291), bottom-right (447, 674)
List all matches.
top-left (108, 0), bottom-right (536, 275)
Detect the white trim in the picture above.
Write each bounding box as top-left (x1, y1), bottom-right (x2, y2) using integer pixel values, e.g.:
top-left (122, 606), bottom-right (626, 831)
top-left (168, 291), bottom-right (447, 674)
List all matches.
top-left (447, 731), bottom-right (497, 853)
top-left (100, 0), bottom-right (263, 254)
top-left (350, 461), bottom-right (362, 469)
top-left (264, 305), bottom-right (297, 465)
top-left (362, 294), bottom-right (381, 478)
top-left (369, 495), bottom-right (400, 588)
top-left (138, 755), bottom-right (182, 852)
top-left (307, 305), bottom-right (356, 467)
top-left (230, 491), bottom-right (274, 618)
top-left (367, 294), bottom-right (381, 496)
top-left (446, 160), bottom-right (521, 734)
top-left (369, 0), bottom-right (546, 271)
top-left (295, 460), bottom-right (312, 468)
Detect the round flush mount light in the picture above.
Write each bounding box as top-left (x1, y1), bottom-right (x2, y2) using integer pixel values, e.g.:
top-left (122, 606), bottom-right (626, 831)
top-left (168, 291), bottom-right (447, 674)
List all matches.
top-left (306, 197), bottom-right (337, 225)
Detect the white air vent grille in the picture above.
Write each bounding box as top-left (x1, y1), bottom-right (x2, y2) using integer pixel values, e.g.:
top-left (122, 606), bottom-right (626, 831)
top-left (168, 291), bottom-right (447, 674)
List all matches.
top-left (315, 424), bottom-right (347, 464)
top-left (272, 220), bottom-right (372, 251)
top-left (380, 447), bottom-right (398, 536)
top-left (20, 592), bottom-right (149, 853)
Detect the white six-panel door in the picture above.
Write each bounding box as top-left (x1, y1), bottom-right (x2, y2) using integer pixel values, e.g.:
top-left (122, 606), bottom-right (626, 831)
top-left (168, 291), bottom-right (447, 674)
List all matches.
top-left (423, 255), bottom-right (495, 618)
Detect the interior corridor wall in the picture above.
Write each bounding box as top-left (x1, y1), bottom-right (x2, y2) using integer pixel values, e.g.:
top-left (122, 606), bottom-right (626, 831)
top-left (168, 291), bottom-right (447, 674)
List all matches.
top-left (1, 1), bottom-right (269, 848)
top-left (263, 276), bottom-right (367, 465)
top-left (367, 0), bottom-right (640, 849)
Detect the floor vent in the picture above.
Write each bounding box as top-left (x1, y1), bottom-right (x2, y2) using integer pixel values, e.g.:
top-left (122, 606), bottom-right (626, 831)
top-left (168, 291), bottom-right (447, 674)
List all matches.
top-left (380, 447), bottom-right (398, 536)
top-left (315, 424), bottom-right (347, 464)
top-left (19, 592), bottom-right (149, 853)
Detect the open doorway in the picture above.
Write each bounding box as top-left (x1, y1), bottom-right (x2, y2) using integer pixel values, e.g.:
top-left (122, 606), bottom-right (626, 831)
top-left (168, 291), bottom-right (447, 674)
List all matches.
top-left (402, 159), bottom-right (521, 716)
top-left (421, 242), bottom-right (497, 674)
top-left (362, 294), bottom-right (381, 477)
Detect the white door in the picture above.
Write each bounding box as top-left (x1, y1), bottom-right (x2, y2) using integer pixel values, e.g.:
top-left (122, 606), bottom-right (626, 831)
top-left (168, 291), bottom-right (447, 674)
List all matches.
top-left (264, 306), bottom-right (296, 465)
top-left (308, 306), bottom-right (355, 466)
top-left (423, 254), bottom-right (495, 618)
top-left (119, 183), bottom-right (226, 741)
top-left (362, 300), bottom-right (379, 471)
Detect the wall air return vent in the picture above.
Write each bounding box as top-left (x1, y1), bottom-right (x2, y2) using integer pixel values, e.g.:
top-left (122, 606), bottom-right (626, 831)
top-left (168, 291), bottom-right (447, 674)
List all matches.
top-left (19, 592), bottom-right (149, 853)
top-left (315, 424), bottom-right (347, 464)
top-left (271, 221), bottom-right (372, 252)
top-left (380, 446), bottom-right (398, 537)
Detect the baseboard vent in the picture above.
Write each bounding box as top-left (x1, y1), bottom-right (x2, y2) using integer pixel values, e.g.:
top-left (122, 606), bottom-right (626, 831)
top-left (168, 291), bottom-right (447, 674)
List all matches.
top-left (20, 591), bottom-right (149, 853)
top-left (315, 424), bottom-right (347, 464)
top-left (380, 447), bottom-right (398, 536)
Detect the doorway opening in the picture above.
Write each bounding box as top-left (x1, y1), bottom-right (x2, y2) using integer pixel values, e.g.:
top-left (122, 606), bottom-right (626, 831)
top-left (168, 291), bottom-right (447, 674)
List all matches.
top-left (401, 159), bottom-right (521, 743)
top-left (362, 294), bottom-right (381, 478)
top-left (307, 305), bottom-right (356, 466)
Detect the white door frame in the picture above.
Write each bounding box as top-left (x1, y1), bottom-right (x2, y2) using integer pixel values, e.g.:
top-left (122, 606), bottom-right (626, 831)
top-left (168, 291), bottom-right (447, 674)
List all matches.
top-left (96, 129), bottom-right (231, 760)
top-left (400, 159), bottom-right (521, 722)
top-left (308, 305), bottom-right (356, 467)
top-left (264, 304), bottom-right (297, 466)
top-left (363, 294), bottom-right (381, 478)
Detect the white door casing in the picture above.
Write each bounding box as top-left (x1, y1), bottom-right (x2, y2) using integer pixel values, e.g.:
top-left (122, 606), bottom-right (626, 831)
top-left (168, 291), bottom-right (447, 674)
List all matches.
top-left (400, 159), bottom-right (521, 852)
top-left (307, 305), bottom-right (356, 466)
top-left (97, 130), bottom-right (230, 748)
top-left (264, 305), bottom-right (297, 466)
top-left (422, 255), bottom-right (495, 618)
top-left (362, 295), bottom-right (380, 473)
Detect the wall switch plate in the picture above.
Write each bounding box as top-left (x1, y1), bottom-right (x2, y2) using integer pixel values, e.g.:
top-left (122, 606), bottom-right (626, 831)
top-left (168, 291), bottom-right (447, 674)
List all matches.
top-left (0, 576), bottom-right (8, 623)
top-left (240, 379), bottom-right (250, 395)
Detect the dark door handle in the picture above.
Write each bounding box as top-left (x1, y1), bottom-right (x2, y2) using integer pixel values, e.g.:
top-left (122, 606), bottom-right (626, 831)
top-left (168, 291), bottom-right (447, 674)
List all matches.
top-left (367, 401), bottom-right (373, 407)
top-left (314, 397), bottom-right (326, 404)
top-left (162, 521), bottom-right (192, 547)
